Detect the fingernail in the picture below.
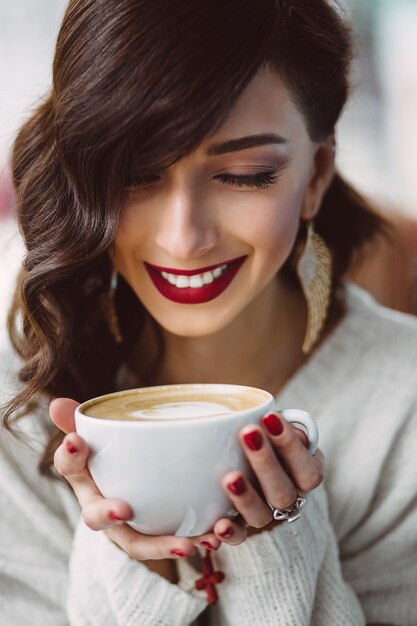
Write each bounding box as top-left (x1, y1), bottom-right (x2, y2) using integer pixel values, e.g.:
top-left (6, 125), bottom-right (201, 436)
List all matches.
top-left (243, 430), bottom-right (263, 451)
top-left (66, 440), bottom-right (78, 454)
top-left (227, 476), bottom-right (247, 496)
top-left (49, 398), bottom-right (58, 409)
top-left (109, 511), bottom-right (126, 521)
top-left (219, 527), bottom-right (233, 538)
top-left (201, 541), bottom-right (214, 550)
top-left (170, 549), bottom-right (188, 558)
top-left (262, 413), bottom-right (284, 436)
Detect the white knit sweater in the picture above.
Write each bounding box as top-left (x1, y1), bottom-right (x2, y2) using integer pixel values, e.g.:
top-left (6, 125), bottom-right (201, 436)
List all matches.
top-left (1, 283), bottom-right (417, 626)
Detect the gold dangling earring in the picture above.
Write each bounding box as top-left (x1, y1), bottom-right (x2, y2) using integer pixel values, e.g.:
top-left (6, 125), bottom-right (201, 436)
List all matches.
top-left (296, 220), bottom-right (332, 354)
top-left (101, 267), bottom-right (123, 344)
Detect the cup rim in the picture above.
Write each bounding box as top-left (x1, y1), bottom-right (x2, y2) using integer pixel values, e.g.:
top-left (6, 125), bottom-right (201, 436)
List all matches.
top-left (75, 383), bottom-right (275, 426)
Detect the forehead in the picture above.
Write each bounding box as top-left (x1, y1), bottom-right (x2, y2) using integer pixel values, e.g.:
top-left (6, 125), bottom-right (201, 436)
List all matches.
top-left (203, 67), bottom-right (308, 146)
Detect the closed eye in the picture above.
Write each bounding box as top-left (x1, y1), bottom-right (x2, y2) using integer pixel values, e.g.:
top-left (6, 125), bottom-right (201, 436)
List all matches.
top-left (214, 171), bottom-right (281, 189)
top-left (125, 170), bottom-right (281, 190)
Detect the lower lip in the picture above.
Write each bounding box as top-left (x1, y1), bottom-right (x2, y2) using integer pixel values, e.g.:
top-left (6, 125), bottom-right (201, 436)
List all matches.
top-left (144, 257), bottom-right (247, 304)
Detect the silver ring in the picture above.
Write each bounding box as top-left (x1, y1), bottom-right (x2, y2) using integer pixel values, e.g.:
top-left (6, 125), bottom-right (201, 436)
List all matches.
top-left (266, 495), bottom-right (306, 523)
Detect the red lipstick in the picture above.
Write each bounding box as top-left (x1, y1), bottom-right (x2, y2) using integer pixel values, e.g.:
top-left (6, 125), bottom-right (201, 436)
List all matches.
top-left (144, 256), bottom-right (246, 304)
top-left (146, 257), bottom-right (243, 276)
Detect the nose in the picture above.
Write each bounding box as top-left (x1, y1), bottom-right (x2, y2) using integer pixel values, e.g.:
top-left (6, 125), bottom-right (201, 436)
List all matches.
top-left (155, 185), bottom-right (218, 262)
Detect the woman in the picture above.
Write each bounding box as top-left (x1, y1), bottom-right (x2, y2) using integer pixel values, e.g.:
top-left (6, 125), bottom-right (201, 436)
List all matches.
top-left (1, 0), bottom-right (417, 624)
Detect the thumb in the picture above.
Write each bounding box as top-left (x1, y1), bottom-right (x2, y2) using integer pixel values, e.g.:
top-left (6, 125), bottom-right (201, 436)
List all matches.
top-left (49, 397), bottom-right (80, 434)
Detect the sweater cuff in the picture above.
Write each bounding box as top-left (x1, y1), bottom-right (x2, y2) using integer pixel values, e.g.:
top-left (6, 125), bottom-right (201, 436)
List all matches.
top-left (218, 485), bottom-right (328, 571)
top-left (68, 520), bottom-right (207, 626)
top-left (210, 486), bottom-right (329, 625)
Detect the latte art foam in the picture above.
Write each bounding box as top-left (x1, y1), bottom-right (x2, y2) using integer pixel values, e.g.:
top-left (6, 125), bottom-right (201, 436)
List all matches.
top-left (84, 388), bottom-right (265, 421)
top-left (130, 401), bottom-right (237, 419)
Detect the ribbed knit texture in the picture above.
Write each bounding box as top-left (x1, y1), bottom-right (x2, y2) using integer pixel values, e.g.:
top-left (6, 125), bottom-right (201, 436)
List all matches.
top-left (1, 283), bottom-right (417, 625)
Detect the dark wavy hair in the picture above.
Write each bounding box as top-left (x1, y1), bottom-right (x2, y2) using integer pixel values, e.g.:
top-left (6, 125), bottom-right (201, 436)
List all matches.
top-left (3, 0), bottom-right (388, 475)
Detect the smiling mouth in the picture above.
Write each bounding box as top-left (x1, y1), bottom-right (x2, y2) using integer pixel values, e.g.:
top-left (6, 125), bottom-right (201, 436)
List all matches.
top-left (145, 256), bottom-right (245, 288)
top-left (144, 256), bottom-right (247, 304)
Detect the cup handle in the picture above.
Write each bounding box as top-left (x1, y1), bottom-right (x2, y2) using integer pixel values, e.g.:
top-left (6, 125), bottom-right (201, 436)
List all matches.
top-left (278, 409), bottom-right (319, 455)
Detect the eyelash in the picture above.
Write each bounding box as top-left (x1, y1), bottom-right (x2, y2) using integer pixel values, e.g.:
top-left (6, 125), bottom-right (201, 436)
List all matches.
top-left (215, 171), bottom-right (280, 189)
top-left (126, 170), bottom-right (280, 190)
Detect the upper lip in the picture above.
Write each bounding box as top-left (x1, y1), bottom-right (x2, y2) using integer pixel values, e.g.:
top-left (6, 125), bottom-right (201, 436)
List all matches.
top-left (145, 256), bottom-right (246, 276)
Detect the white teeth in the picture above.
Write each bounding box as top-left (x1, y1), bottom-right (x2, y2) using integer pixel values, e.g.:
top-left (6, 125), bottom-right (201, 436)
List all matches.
top-left (160, 263), bottom-right (229, 288)
top-left (161, 271), bottom-right (177, 285)
top-left (202, 271), bottom-right (214, 284)
top-left (176, 275), bottom-right (190, 288)
top-left (189, 274), bottom-right (204, 288)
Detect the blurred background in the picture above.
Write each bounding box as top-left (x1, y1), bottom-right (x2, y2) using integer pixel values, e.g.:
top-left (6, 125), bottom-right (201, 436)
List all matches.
top-left (1, 0), bottom-right (417, 349)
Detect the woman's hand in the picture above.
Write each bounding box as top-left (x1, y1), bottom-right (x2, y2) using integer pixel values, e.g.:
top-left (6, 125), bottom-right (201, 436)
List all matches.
top-left (213, 412), bottom-right (324, 541)
top-left (50, 400), bottom-right (322, 558)
top-left (49, 398), bottom-right (248, 559)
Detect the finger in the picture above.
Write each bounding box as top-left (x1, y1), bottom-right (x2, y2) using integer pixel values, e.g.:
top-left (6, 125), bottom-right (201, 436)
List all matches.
top-left (261, 413), bottom-right (324, 494)
top-left (82, 498), bottom-right (133, 531)
top-left (221, 470), bottom-right (273, 529)
top-left (212, 516), bottom-right (247, 546)
top-left (294, 428), bottom-right (309, 448)
top-left (313, 448), bottom-right (325, 464)
top-left (105, 524), bottom-right (197, 561)
top-left (54, 432), bottom-right (105, 507)
top-left (54, 432), bottom-right (134, 530)
top-left (49, 398), bottom-right (80, 434)
top-left (240, 425), bottom-right (298, 509)
top-left (53, 432), bottom-right (91, 480)
top-left (191, 531), bottom-right (221, 552)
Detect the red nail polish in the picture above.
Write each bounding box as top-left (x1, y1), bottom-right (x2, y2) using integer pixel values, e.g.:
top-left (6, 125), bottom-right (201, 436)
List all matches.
top-left (171, 549), bottom-right (187, 558)
top-left (201, 541), bottom-right (214, 550)
top-left (109, 511), bottom-right (125, 521)
top-left (243, 430), bottom-right (263, 451)
top-left (219, 527), bottom-right (233, 538)
top-left (48, 398), bottom-right (58, 409)
top-left (262, 413), bottom-right (284, 436)
top-left (66, 441), bottom-right (78, 454)
top-left (227, 476), bottom-right (247, 496)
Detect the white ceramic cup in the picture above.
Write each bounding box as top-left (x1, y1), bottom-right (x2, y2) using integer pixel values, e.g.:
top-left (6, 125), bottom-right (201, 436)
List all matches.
top-left (75, 383), bottom-right (319, 536)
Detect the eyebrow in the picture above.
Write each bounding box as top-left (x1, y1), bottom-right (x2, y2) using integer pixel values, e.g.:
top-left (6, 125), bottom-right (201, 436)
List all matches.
top-left (206, 133), bottom-right (289, 156)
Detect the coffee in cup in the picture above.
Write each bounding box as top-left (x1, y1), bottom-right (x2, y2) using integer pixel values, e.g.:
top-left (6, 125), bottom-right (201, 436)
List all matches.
top-left (75, 384), bottom-right (318, 536)
top-left (84, 386), bottom-right (265, 421)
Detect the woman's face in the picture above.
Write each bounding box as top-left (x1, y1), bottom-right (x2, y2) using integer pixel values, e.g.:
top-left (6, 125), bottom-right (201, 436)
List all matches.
top-left (113, 68), bottom-right (334, 337)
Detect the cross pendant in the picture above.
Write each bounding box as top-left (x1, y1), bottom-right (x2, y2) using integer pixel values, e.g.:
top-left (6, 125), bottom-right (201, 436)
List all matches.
top-left (194, 549), bottom-right (225, 604)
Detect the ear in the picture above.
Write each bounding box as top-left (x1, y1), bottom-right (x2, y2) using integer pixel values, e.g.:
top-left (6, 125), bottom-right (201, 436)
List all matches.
top-left (300, 134), bottom-right (335, 221)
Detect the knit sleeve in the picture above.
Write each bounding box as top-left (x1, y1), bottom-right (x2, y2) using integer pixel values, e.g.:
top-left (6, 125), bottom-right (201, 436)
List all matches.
top-left (204, 398), bottom-right (417, 626)
top-left (66, 520), bottom-right (208, 625)
top-left (0, 393), bottom-right (208, 625)
top-left (208, 484), bottom-right (365, 626)
top-left (0, 415), bottom-right (75, 625)
top-left (340, 398), bottom-right (417, 626)
top-left (0, 343), bottom-right (206, 626)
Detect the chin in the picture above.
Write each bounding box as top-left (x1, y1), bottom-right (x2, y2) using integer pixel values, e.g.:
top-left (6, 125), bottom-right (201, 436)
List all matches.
top-left (154, 309), bottom-right (236, 338)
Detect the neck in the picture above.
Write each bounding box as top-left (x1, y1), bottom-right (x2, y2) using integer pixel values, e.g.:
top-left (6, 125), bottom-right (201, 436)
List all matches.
top-left (136, 275), bottom-right (310, 396)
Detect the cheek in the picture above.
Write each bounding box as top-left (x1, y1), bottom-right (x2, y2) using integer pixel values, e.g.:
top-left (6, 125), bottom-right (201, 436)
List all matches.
top-left (112, 223), bottom-right (131, 266)
top-left (233, 189), bottom-right (303, 261)
top-left (112, 201), bottom-right (148, 269)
